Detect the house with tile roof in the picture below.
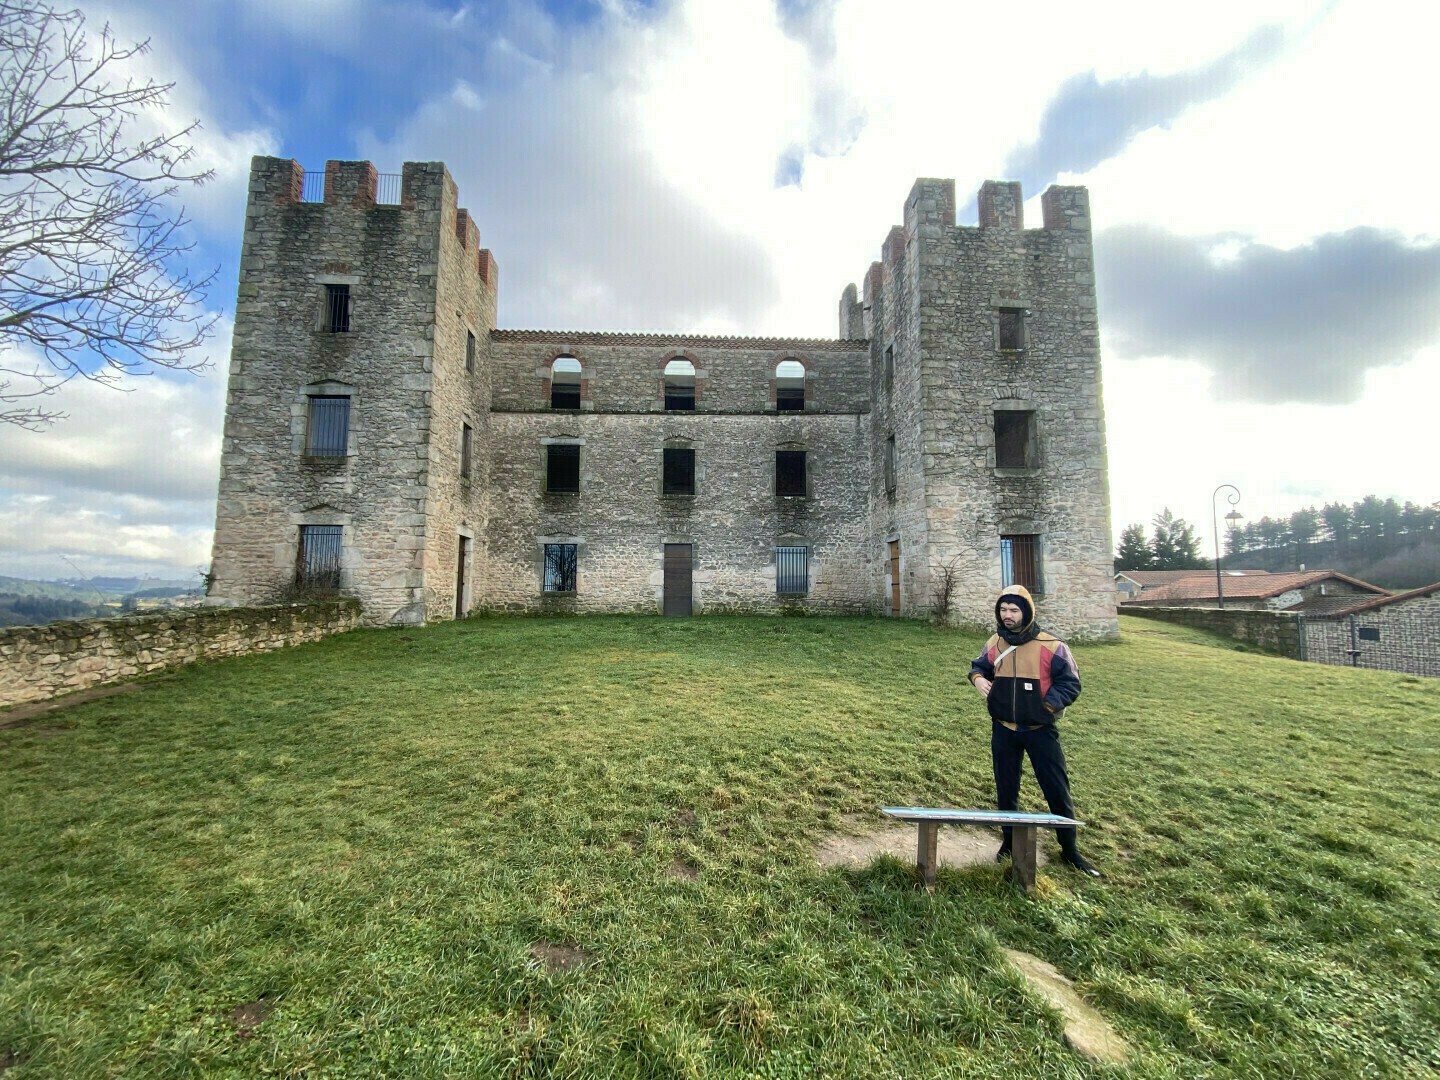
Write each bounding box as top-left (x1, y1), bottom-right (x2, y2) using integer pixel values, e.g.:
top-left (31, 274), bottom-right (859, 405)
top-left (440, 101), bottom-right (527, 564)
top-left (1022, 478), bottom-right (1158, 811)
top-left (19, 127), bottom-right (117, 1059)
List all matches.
top-left (1120, 569), bottom-right (1389, 612)
top-left (1299, 582), bottom-right (1440, 678)
top-left (1113, 568), bottom-right (1270, 601)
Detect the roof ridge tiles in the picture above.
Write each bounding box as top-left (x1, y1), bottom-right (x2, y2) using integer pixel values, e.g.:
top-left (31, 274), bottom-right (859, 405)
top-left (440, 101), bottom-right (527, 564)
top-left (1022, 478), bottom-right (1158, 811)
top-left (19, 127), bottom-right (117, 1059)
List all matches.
top-left (490, 329), bottom-right (869, 348)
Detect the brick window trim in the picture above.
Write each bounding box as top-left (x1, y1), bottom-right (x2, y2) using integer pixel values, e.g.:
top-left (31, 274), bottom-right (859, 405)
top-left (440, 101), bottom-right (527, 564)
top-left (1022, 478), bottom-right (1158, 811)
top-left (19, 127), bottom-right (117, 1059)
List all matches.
top-left (658, 351), bottom-right (703, 410)
top-left (769, 356), bottom-right (810, 412)
top-left (542, 352), bottom-right (589, 410)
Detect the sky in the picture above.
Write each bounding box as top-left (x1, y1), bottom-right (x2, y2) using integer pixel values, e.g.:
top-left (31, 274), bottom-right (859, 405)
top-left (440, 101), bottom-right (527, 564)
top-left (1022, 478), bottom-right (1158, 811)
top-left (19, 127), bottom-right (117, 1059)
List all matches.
top-left (1, 0), bottom-right (1437, 582)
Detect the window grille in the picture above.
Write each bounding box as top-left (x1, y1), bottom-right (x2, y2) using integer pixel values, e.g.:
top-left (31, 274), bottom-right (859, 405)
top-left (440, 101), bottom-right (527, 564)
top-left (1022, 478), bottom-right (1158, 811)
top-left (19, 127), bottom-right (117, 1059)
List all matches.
top-left (325, 284), bottom-right (351, 333)
top-left (776, 546), bottom-right (808, 595)
top-left (306, 396), bottom-right (350, 457)
top-left (460, 423), bottom-right (472, 480)
top-left (994, 410), bottom-right (1035, 468)
top-left (663, 447), bottom-right (695, 495)
top-left (546, 444), bottom-right (580, 493)
top-left (776, 450), bottom-right (806, 497)
top-left (1001, 534), bottom-right (1041, 593)
top-left (543, 543), bottom-right (577, 592)
top-left (296, 525), bottom-right (342, 589)
top-left (375, 173), bottom-right (402, 205)
top-left (998, 308), bottom-right (1025, 352)
top-left (301, 171), bottom-right (326, 202)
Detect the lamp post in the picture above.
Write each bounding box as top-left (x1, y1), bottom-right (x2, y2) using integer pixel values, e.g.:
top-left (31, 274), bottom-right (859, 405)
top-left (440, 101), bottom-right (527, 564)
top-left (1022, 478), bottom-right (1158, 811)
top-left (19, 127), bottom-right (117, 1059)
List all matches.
top-left (1212, 484), bottom-right (1242, 609)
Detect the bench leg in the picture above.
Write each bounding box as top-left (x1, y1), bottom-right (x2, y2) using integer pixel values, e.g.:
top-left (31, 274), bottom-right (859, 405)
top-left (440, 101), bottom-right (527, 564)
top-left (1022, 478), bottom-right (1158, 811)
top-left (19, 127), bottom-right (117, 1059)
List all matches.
top-left (1011, 825), bottom-right (1037, 893)
top-left (917, 822), bottom-right (939, 888)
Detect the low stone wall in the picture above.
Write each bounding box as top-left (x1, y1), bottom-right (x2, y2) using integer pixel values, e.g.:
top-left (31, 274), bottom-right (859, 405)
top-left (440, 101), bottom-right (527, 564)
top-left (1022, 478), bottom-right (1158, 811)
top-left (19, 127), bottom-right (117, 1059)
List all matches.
top-left (0, 601), bottom-right (364, 709)
top-left (1121, 606), bottom-right (1301, 658)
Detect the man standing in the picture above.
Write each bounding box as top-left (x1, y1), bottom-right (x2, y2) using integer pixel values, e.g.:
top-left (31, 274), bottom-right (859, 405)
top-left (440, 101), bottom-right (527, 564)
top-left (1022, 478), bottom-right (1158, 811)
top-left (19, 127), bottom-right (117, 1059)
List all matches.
top-left (968, 584), bottom-right (1101, 878)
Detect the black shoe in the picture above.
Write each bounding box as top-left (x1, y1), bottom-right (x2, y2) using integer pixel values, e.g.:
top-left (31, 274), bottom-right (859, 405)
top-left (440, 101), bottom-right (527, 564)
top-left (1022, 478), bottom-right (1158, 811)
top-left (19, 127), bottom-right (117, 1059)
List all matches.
top-left (1061, 851), bottom-right (1103, 879)
top-left (995, 843), bottom-right (1012, 863)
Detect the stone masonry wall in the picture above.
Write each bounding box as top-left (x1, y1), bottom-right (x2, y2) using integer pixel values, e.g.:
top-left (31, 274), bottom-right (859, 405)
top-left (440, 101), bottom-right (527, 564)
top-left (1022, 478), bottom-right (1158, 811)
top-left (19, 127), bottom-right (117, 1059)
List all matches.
top-left (1303, 594), bottom-right (1440, 677)
top-left (909, 180), bottom-right (1115, 639)
top-left (1122, 606), bottom-right (1301, 657)
top-left (0, 602), bottom-right (363, 708)
top-left (209, 159), bottom-right (451, 626)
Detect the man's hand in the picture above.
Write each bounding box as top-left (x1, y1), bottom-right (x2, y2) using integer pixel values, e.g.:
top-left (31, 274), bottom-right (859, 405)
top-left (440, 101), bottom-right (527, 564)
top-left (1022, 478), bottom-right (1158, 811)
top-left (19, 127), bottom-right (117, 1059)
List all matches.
top-left (972, 677), bottom-right (992, 697)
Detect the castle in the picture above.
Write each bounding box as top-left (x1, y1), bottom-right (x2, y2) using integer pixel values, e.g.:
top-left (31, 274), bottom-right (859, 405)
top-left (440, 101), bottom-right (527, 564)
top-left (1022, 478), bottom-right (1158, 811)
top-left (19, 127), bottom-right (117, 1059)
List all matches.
top-left (206, 158), bottom-right (1118, 639)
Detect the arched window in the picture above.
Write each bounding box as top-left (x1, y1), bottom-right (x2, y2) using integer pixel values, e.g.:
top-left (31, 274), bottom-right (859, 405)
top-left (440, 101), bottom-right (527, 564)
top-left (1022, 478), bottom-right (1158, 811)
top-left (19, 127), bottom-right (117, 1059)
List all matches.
top-left (664, 358), bottom-right (695, 411)
top-left (775, 359), bottom-right (805, 412)
top-left (551, 356), bottom-right (582, 409)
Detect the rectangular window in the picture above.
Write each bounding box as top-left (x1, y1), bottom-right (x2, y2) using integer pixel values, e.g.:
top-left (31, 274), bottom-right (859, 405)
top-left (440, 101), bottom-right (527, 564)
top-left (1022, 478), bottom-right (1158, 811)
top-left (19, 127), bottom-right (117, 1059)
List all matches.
top-left (1358, 627), bottom-right (1380, 642)
top-left (306, 396), bottom-right (350, 457)
top-left (543, 543), bottom-right (577, 593)
top-left (776, 546), bottom-right (808, 596)
top-left (776, 450), bottom-right (807, 497)
top-left (1001, 534), bottom-right (1041, 593)
top-left (460, 422), bottom-right (472, 480)
top-left (884, 345), bottom-right (894, 392)
top-left (665, 383), bottom-right (695, 411)
top-left (663, 447), bottom-right (695, 495)
top-left (885, 435), bottom-right (896, 493)
top-left (325, 284), bottom-right (351, 333)
top-left (551, 382), bottom-right (581, 410)
top-left (465, 330), bottom-right (476, 372)
top-left (296, 525), bottom-right (342, 589)
top-left (998, 308), bottom-right (1025, 352)
top-left (994, 410), bottom-right (1035, 468)
top-left (546, 443), bottom-right (580, 493)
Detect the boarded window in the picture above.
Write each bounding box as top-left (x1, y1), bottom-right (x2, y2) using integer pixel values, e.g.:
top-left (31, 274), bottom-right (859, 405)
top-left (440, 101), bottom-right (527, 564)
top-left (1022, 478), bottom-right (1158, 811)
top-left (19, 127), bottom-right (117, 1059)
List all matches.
top-left (551, 356), bottom-right (581, 409)
top-left (663, 447), bottom-right (695, 495)
top-left (296, 525), bottom-right (342, 589)
top-left (998, 308), bottom-right (1025, 352)
top-left (776, 450), bottom-right (806, 497)
top-left (325, 284), bottom-right (351, 333)
top-left (465, 330), bottom-right (476, 372)
top-left (885, 435), bottom-right (896, 493)
top-left (664, 358), bottom-right (695, 411)
top-left (1001, 534), bottom-right (1041, 593)
top-left (460, 422), bottom-right (472, 480)
top-left (776, 546), bottom-right (808, 595)
top-left (543, 543), bottom-right (577, 592)
top-left (306, 396), bottom-right (349, 457)
top-left (546, 444), bottom-right (580, 493)
top-left (994, 410), bottom-right (1035, 468)
top-left (775, 359), bottom-right (805, 412)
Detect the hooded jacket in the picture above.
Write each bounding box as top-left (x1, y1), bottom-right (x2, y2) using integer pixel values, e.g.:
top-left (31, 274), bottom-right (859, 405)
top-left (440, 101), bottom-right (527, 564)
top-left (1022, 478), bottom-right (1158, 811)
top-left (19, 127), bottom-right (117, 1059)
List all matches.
top-left (966, 585), bottom-right (1081, 728)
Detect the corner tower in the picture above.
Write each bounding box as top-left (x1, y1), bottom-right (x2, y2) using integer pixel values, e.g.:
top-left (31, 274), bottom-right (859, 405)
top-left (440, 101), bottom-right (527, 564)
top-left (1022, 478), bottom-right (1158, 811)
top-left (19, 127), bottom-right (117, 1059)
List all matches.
top-left (858, 178), bottom-right (1116, 638)
top-left (207, 157), bottom-right (497, 624)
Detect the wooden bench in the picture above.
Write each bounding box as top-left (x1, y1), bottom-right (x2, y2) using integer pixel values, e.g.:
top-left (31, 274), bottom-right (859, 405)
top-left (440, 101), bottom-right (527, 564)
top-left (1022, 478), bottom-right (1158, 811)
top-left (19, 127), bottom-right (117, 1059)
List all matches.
top-left (881, 807), bottom-right (1084, 892)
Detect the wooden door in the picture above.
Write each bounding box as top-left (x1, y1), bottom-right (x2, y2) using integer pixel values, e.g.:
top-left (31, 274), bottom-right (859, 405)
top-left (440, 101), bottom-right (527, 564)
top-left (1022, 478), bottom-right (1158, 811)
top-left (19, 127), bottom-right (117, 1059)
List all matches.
top-left (888, 540), bottom-right (901, 616)
top-left (663, 544), bottom-right (693, 617)
top-left (454, 535), bottom-right (470, 619)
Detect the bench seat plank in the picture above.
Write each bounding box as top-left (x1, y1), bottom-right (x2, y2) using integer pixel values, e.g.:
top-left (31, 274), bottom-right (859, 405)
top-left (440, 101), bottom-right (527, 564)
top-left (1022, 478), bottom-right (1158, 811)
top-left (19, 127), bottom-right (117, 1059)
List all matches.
top-left (881, 808), bottom-right (1084, 892)
top-left (882, 808), bottom-right (1083, 828)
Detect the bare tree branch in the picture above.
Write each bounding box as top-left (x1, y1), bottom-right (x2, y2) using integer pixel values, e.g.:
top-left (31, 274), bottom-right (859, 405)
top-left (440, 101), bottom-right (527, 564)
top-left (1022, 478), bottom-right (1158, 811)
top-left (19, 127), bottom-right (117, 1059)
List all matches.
top-left (0, 1), bottom-right (217, 429)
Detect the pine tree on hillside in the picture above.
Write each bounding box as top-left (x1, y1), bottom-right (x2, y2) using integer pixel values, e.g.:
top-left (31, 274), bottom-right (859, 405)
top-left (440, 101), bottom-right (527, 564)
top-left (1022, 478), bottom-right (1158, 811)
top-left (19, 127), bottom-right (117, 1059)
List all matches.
top-left (1115, 524), bottom-right (1152, 571)
top-left (1150, 508), bottom-right (1207, 571)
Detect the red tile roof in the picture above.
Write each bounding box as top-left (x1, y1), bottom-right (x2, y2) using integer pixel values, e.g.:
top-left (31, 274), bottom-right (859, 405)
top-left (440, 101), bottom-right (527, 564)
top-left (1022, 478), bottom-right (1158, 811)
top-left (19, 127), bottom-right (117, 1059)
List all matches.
top-left (1123, 570), bottom-right (1389, 604)
top-left (1305, 581), bottom-right (1440, 618)
top-left (1116, 569), bottom-right (1270, 586)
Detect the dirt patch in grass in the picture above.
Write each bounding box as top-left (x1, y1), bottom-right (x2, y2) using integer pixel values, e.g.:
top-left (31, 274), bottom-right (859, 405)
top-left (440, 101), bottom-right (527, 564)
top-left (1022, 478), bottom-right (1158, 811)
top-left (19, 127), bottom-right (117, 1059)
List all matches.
top-left (667, 857), bottom-right (700, 880)
top-left (814, 819), bottom-right (1049, 871)
top-left (0, 682), bottom-right (146, 727)
top-left (0, 1049), bottom-right (19, 1074)
top-left (228, 997), bottom-right (273, 1039)
top-left (530, 941), bottom-right (590, 972)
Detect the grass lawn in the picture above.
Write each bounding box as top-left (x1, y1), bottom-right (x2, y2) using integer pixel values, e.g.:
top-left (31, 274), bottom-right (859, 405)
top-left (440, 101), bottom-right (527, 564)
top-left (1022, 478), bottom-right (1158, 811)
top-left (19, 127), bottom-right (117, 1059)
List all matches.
top-left (2, 614), bottom-right (1438, 1078)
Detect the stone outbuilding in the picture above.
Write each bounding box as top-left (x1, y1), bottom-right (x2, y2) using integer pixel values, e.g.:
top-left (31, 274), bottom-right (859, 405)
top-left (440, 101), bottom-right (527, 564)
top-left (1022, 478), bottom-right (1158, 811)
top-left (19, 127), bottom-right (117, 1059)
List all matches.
top-left (1122, 570), bottom-right (1387, 612)
top-left (206, 158), bottom-right (1119, 638)
top-left (1300, 583), bottom-right (1440, 678)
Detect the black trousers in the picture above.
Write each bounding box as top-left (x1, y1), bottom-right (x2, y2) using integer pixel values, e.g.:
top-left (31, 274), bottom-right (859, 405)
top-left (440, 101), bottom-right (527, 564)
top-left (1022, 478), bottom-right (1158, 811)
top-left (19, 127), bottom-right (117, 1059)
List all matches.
top-left (991, 721), bottom-right (1078, 853)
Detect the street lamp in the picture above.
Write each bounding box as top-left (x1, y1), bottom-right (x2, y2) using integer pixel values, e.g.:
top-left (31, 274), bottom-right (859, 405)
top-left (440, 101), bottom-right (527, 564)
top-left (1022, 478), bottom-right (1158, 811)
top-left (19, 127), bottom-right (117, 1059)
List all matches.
top-left (1212, 484), bottom-right (1242, 609)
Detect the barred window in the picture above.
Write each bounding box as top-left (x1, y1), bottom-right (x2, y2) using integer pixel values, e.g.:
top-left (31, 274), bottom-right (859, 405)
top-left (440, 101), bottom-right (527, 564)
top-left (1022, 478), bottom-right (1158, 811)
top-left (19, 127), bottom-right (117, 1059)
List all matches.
top-left (663, 447), bottom-right (695, 495)
top-left (546, 444), bottom-right (580, 493)
top-left (543, 543), bottom-right (577, 593)
top-left (776, 546), bottom-right (808, 596)
top-left (296, 525), bottom-right (342, 589)
top-left (306, 396), bottom-right (350, 457)
top-left (776, 450), bottom-right (806, 497)
top-left (325, 284), bottom-right (351, 333)
top-left (1001, 534), bottom-right (1041, 593)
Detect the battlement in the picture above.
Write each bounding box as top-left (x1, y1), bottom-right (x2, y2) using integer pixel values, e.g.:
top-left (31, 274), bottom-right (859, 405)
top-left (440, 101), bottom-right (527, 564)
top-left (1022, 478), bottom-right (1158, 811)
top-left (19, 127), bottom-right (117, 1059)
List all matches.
top-left (245, 157), bottom-right (498, 285)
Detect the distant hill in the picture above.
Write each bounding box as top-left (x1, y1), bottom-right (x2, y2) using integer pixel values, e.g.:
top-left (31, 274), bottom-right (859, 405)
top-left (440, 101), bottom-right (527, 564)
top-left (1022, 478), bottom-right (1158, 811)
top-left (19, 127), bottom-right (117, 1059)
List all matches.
top-left (1225, 537), bottom-right (1440, 592)
top-left (0, 576), bottom-right (115, 601)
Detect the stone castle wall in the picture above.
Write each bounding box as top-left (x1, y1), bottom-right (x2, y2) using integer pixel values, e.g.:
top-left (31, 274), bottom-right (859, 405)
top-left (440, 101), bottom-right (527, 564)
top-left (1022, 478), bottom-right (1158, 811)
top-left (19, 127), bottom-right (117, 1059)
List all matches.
top-left (0, 602), bottom-right (362, 708)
